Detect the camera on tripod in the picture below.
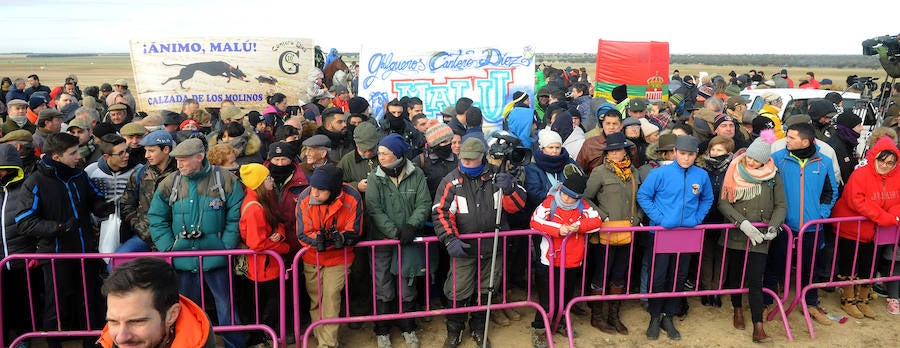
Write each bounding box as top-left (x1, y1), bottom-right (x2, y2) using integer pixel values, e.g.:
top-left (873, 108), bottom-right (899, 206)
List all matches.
top-left (862, 34), bottom-right (900, 56)
top-left (488, 131), bottom-right (531, 168)
top-left (316, 225), bottom-right (344, 251)
top-left (848, 76), bottom-right (879, 94)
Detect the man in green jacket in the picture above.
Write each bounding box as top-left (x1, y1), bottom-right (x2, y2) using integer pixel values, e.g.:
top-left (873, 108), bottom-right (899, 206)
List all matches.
top-left (148, 138), bottom-right (245, 348)
top-left (366, 133), bottom-right (432, 348)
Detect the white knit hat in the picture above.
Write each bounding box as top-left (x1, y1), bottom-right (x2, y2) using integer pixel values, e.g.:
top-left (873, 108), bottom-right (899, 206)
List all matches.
top-left (639, 118), bottom-right (659, 136)
top-left (538, 129), bottom-right (562, 148)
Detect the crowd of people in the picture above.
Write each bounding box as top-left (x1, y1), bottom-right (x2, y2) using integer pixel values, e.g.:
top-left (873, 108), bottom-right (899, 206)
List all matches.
top-left (1, 63), bottom-right (900, 348)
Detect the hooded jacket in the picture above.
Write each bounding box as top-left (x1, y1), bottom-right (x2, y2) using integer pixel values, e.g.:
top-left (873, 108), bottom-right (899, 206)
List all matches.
top-left (1, 144), bottom-right (36, 268)
top-left (97, 295), bottom-right (216, 348)
top-left (530, 184), bottom-right (603, 268)
top-left (148, 161), bottom-right (244, 272)
top-left (832, 137), bottom-right (900, 242)
top-left (239, 188), bottom-right (290, 282)
top-left (771, 145), bottom-right (838, 233)
top-left (209, 131), bottom-right (264, 165)
top-left (506, 106), bottom-right (535, 150)
top-left (637, 162), bottom-right (714, 229)
top-left (524, 147), bottom-right (581, 212)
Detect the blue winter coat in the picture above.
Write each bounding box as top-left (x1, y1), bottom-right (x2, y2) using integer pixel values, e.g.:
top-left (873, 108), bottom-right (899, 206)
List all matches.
top-left (771, 147), bottom-right (838, 233)
top-left (637, 162), bottom-right (714, 229)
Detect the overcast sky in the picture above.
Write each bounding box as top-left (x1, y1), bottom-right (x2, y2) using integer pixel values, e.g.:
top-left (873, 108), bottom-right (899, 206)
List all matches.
top-left (3, 0), bottom-right (896, 55)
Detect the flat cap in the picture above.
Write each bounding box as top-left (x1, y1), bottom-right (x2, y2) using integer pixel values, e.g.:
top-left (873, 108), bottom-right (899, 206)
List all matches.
top-left (169, 138), bottom-right (205, 157)
top-left (301, 134), bottom-right (332, 148)
top-left (119, 122), bottom-right (147, 136)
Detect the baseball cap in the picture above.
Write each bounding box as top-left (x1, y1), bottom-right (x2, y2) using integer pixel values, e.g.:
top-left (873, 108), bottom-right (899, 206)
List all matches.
top-left (628, 98), bottom-right (648, 112)
top-left (139, 130), bottom-right (175, 147)
top-left (114, 79), bottom-right (128, 87)
top-left (459, 137), bottom-right (486, 159)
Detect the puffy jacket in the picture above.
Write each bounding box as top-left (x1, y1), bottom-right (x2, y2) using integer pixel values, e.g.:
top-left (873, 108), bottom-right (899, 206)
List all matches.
top-left (121, 159), bottom-right (178, 245)
top-left (758, 105), bottom-right (785, 139)
top-left (1, 144), bottom-right (36, 268)
top-left (16, 157), bottom-right (107, 254)
top-left (297, 183), bottom-right (363, 267)
top-left (339, 150), bottom-right (377, 193)
top-left (239, 188), bottom-right (290, 282)
top-left (268, 161), bottom-right (308, 253)
top-left (415, 149), bottom-right (457, 199)
top-left (771, 147), bottom-right (838, 233)
top-left (574, 95), bottom-right (595, 131)
top-left (584, 161), bottom-right (644, 225)
top-left (524, 149), bottom-right (581, 212)
top-left (148, 162), bottom-right (244, 272)
top-left (530, 186), bottom-right (603, 267)
top-left (717, 159), bottom-right (787, 254)
top-left (209, 131), bottom-right (264, 165)
top-left (637, 162), bottom-right (714, 229)
top-left (366, 160), bottom-right (431, 277)
top-left (97, 295), bottom-right (216, 348)
top-left (432, 164), bottom-right (526, 256)
top-left (832, 137), bottom-right (900, 242)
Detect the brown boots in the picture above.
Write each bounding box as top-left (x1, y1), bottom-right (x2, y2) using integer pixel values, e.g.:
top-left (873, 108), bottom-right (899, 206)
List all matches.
top-left (733, 306), bottom-right (746, 330)
top-left (589, 290), bottom-right (616, 334)
top-left (840, 285), bottom-right (865, 319)
top-left (855, 285), bottom-right (877, 319)
top-left (589, 286), bottom-right (629, 335)
top-left (752, 322), bottom-right (772, 343)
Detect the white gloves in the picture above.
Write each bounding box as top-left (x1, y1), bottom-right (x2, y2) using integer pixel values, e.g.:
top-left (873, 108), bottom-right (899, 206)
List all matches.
top-left (762, 226), bottom-right (779, 241)
top-left (739, 220), bottom-right (765, 246)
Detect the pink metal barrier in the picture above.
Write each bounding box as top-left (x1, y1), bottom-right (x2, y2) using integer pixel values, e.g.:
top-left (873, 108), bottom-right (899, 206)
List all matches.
top-left (0, 250), bottom-right (285, 347)
top-left (291, 229), bottom-right (556, 348)
top-left (556, 223), bottom-right (795, 347)
top-left (789, 217), bottom-right (900, 339)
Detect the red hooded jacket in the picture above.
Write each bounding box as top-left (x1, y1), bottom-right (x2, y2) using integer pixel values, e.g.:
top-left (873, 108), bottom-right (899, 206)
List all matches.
top-left (239, 188), bottom-right (291, 282)
top-left (530, 188), bottom-right (603, 268)
top-left (832, 136), bottom-right (900, 242)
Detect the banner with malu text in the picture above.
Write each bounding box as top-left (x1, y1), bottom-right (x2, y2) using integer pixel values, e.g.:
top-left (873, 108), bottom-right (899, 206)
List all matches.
top-left (129, 37), bottom-right (314, 112)
top-left (359, 44), bottom-right (535, 133)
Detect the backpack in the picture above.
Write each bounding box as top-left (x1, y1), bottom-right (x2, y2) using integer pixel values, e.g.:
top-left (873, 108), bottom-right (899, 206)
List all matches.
top-left (168, 166), bottom-right (227, 206)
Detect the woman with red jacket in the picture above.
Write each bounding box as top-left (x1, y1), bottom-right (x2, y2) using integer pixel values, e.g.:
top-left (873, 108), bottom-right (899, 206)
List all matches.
top-left (832, 136), bottom-right (900, 320)
top-left (238, 163), bottom-right (290, 345)
top-left (529, 174), bottom-right (602, 344)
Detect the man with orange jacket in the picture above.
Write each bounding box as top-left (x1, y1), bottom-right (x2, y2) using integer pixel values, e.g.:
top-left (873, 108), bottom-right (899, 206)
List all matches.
top-left (296, 163), bottom-right (363, 348)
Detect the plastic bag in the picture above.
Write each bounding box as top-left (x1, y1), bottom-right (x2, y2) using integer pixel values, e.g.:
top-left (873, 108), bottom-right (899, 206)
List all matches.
top-left (99, 207), bottom-right (122, 264)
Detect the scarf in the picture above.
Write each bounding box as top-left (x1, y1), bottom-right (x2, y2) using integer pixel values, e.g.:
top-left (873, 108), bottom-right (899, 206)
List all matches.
top-left (789, 143), bottom-right (816, 160)
top-left (835, 124), bottom-right (860, 147)
top-left (459, 162), bottom-right (485, 178)
top-left (532, 146), bottom-right (571, 174)
top-left (10, 115), bottom-right (28, 127)
top-left (702, 153), bottom-right (733, 174)
top-left (380, 158), bottom-right (405, 178)
top-left (430, 143), bottom-right (452, 159)
top-left (721, 154), bottom-right (778, 203)
top-left (552, 184), bottom-right (580, 211)
top-left (268, 162), bottom-right (294, 183)
top-left (605, 156), bottom-right (632, 183)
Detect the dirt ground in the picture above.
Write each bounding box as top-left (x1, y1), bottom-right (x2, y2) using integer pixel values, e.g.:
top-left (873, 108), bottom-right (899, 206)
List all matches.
top-left (292, 288), bottom-right (900, 348)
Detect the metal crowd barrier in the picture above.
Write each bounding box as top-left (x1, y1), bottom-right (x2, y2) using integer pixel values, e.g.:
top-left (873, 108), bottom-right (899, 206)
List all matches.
top-left (787, 217), bottom-right (900, 339)
top-left (556, 223), bottom-right (795, 347)
top-left (291, 229), bottom-right (556, 348)
top-left (0, 249), bottom-right (284, 347)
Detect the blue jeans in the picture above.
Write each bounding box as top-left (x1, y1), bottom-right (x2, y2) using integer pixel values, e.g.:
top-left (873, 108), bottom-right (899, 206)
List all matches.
top-left (178, 268), bottom-right (246, 348)
top-left (115, 235), bottom-right (151, 253)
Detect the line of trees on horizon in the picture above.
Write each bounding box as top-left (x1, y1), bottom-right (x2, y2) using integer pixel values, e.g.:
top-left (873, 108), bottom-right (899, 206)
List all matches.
top-left (15, 52), bottom-right (883, 70)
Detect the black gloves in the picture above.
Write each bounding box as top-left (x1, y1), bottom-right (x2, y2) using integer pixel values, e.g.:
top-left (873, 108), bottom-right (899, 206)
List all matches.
top-left (57, 218), bottom-right (77, 235)
top-left (444, 236), bottom-right (473, 258)
top-left (398, 224), bottom-right (418, 245)
top-left (341, 231), bottom-right (360, 246)
top-left (494, 172), bottom-right (516, 195)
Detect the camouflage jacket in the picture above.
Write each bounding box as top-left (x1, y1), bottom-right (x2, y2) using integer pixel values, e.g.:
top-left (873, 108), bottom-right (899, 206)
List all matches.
top-left (120, 159), bottom-right (178, 247)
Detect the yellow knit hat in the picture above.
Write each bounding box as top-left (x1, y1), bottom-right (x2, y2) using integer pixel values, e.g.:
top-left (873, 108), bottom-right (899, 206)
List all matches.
top-left (239, 163), bottom-right (269, 190)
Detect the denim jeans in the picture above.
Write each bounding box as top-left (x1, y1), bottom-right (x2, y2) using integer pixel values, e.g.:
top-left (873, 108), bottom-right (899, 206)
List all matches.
top-left (115, 235), bottom-right (151, 253)
top-left (178, 268), bottom-right (246, 348)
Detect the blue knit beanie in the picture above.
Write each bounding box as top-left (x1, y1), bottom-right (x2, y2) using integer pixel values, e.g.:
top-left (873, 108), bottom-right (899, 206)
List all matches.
top-left (379, 133), bottom-right (409, 157)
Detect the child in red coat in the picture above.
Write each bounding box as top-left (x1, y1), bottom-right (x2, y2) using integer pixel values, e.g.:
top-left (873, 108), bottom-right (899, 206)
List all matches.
top-left (529, 174), bottom-right (602, 341)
